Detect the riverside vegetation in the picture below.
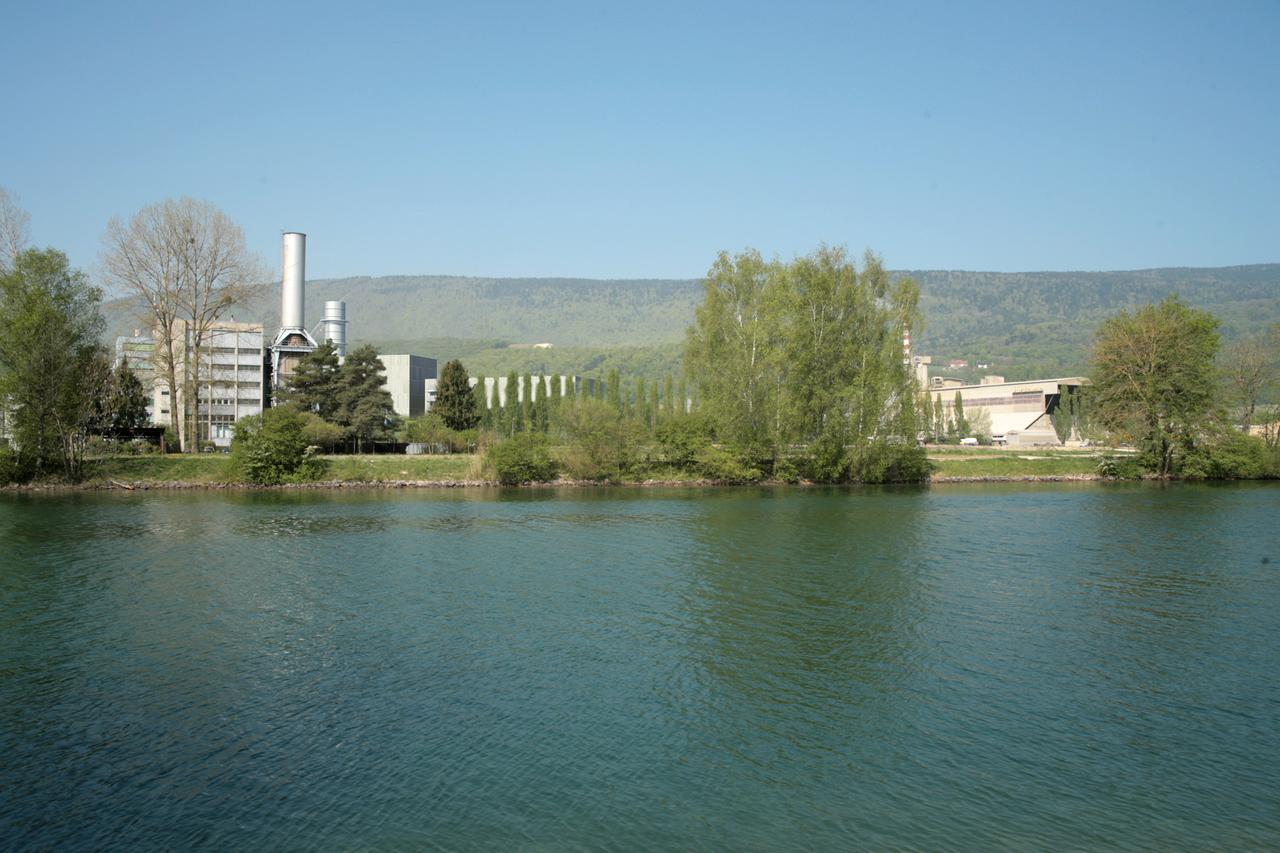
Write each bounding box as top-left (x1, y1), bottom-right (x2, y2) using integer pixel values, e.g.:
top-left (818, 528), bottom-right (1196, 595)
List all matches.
top-left (1, 185), bottom-right (1278, 488)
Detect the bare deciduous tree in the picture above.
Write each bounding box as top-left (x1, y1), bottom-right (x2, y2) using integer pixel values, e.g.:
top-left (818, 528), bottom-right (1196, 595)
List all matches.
top-left (0, 185), bottom-right (32, 271)
top-left (1220, 328), bottom-right (1279, 432)
top-left (100, 197), bottom-right (266, 451)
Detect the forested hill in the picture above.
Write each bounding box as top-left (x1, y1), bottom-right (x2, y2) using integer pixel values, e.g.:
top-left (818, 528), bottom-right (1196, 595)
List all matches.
top-left (908, 264), bottom-right (1279, 378)
top-left (102, 264), bottom-right (1279, 382)
top-left (106, 275), bottom-right (704, 349)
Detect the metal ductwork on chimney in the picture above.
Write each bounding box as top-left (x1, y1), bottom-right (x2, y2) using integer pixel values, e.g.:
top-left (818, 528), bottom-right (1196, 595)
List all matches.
top-left (319, 300), bottom-right (348, 360)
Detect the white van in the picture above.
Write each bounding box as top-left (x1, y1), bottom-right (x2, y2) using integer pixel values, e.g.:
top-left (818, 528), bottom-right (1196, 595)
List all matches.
top-left (959, 437), bottom-right (979, 446)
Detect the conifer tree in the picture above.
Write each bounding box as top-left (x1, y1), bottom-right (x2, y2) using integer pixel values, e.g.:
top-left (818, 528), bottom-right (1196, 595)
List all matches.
top-left (336, 345), bottom-right (396, 451)
top-left (278, 341), bottom-right (342, 420)
top-left (435, 359), bottom-right (480, 430)
top-left (107, 358), bottom-right (151, 430)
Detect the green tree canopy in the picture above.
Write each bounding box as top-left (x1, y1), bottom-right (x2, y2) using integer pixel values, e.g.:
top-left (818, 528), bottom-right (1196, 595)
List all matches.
top-left (1091, 296), bottom-right (1221, 476)
top-left (0, 249), bottom-right (106, 479)
top-left (684, 246), bottom-right (922, 477)
top-left (231, 407), bottom-right (327, 484)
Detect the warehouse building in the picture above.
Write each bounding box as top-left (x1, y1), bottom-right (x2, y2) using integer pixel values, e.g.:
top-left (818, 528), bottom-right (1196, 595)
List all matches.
top-left (929, 376), bottom-right (1089, 446)
top-left (377, 354), bottom-right (438, 418)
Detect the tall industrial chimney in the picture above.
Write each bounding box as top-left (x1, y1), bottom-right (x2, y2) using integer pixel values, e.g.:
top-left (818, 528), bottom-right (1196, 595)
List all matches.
top-left (270, 231), bottom-right (318, 395)
top-left (280, 232), bottom-right (306, 332)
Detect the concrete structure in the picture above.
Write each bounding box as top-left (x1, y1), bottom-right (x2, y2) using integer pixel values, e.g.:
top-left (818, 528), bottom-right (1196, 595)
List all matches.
top-left (469, 374), bottom-right (600, 410)
top-left (152, 321), bottom-right (266, 447)
top-left (929, 376), bottom-right (1089, 446)
top-left (910, 355), bottom-right (931, 389)
top-left (377, 354), bottom-right (438, 418)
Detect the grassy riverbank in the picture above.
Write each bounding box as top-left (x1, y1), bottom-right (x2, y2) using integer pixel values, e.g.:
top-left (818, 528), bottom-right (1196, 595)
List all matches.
top-left (925, 446), bottom-right (1105, 478)
top-left (73, 454), bottom-right (480, 487)
top-left (5, 447), bottom-right (1115, 489)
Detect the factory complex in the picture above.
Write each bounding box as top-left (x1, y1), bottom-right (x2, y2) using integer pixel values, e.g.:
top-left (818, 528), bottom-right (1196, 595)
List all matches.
top-left (113, 233), bottom-right (1088, 449)
top-left (114, 233), bottom-right (599, 448)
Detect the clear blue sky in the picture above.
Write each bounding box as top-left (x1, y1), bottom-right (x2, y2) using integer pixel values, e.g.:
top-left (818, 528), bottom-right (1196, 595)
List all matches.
top-left (3, 0), bottom-right (1277, 281)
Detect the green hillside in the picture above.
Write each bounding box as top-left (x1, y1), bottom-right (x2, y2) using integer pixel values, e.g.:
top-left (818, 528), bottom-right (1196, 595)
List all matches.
top-left (102, 264), bottom-right (1279, 383)
top-left (908, 265), bottom-right (1280, 380)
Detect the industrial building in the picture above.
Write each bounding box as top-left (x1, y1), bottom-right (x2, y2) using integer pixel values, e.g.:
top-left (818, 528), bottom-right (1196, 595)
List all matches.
top-left (377, 354), bottom-right (438, 418)
top-left (264, 231), bottom-right (436, 421)
top-left (151, 320), bottom-right (266, 448)
top-left (929, 375), bottom-right (1089, 446)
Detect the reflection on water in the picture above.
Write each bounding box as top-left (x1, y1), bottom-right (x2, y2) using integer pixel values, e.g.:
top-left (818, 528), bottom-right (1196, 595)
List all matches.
top-left (1, 484), bottom-right (1277, 850)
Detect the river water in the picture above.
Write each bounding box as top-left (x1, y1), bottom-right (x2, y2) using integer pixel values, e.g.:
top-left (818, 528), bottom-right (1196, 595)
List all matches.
top-left (1, 484), bottom-right (1277, 850)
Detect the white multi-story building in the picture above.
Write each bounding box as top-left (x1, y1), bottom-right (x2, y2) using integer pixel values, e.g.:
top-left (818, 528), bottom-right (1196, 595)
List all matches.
top-left (152, 321), bottom-right (266, 448)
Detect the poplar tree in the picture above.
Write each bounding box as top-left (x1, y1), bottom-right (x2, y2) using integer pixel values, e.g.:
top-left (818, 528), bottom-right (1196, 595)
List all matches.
top-left (519, 374), bottom-right (532, 429)
top-left (503, 370), bottom-right (519, 435)
top-left (606, 368), bottom-right (622, 411)
top-left (953, 391), bottom-right (969, 438)
top-left (473, 381), bottom-right (492, 430)
top-left (921, 388), bottom-right (934, 442)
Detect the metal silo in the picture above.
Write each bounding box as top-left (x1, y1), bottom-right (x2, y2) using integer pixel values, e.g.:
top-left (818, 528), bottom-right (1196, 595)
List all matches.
top-left (320, 300), bottom-right (348, 359)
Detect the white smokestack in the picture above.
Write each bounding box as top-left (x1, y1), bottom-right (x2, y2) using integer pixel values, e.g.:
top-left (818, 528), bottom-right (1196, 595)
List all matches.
top-left (281, 232), bottom-right (306, 331)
